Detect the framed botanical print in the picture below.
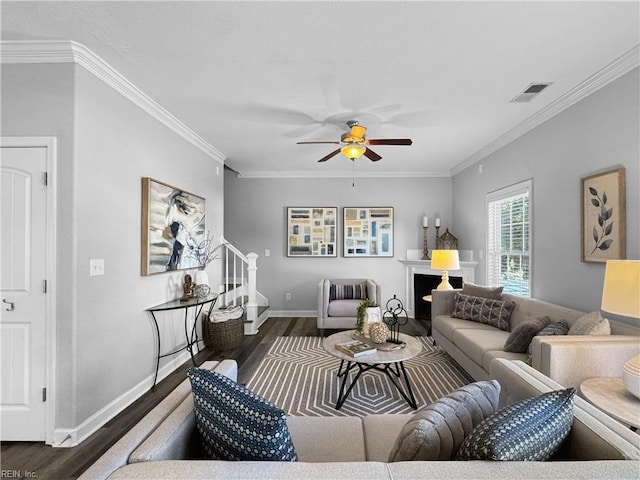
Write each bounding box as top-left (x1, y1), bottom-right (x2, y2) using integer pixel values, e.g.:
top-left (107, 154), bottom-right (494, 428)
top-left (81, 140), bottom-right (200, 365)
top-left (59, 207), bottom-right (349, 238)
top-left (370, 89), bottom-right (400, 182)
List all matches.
top-left (581, 167), bottom-right (626, 263)
top-left (343, 207), bottom-right (394, 257)
top-left (287, 207), bottom-right (337, 257)
top-left (141, 177), bottom-right (206, 275)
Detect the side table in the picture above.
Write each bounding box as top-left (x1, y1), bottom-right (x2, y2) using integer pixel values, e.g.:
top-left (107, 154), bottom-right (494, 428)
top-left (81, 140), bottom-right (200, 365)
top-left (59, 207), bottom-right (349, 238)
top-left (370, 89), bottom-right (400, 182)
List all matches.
top-left (579, 377), bottom-right (640, 430)
top-left (146, 293), bottom-right (217, 388)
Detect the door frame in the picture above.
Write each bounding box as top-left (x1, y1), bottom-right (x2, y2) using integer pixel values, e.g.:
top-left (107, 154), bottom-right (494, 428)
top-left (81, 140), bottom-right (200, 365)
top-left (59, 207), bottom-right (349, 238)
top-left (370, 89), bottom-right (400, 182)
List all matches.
top-left (1, 136), bottom-right (57, 445)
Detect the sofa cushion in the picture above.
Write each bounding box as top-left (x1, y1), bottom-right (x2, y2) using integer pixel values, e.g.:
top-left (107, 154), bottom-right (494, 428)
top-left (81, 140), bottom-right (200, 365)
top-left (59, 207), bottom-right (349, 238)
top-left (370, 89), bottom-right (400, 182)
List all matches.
top-left (452, 328), bottom-right (511, 366)
top-left (451, 293), bottom-right (515, 331)
top-left (432, 316), bottom-right (497, 342)
top-left (503, 315), bottom-right (551, 353)
top-left (330, 282), bottom-right (367, 301)
top-left (388, 380), bottom-right (501, 462)
top-left (187, 368), bottom-right (297, 462)
top-left (456, 388), bottom-right (575, 461)
top-left (287, 416), bottom-right (366, 462)
top-left (462, 282), bottom-right (503, 300)
top-left (327, 299), bottom-right (361, 317)
top-left (568, 311), bottom-right (611, 335)
top-left (362, 414), bottom-right (409, 462)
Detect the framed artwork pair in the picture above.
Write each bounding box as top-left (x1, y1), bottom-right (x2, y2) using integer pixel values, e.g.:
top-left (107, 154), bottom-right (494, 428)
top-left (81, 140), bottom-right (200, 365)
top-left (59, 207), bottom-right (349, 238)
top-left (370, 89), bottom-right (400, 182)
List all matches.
top-left (286, 206), bottom-right (394, 258)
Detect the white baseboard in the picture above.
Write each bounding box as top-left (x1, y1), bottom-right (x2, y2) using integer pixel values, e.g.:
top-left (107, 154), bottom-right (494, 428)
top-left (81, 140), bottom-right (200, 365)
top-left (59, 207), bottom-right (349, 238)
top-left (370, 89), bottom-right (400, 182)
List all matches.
top-left (267, 310), bottom-right (316, 318)
top-left (52, 351), bottom-right (192, 447)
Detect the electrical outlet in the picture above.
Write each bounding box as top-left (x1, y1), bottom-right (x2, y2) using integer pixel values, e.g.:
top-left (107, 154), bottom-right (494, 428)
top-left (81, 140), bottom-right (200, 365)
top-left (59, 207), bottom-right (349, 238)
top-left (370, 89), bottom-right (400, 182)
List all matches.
top-left (90, 259), bottom-right (105, 276)
top-left (285, 292), bottom-right (291, 301)
top-left (265, 249), bottom-right (270, 257)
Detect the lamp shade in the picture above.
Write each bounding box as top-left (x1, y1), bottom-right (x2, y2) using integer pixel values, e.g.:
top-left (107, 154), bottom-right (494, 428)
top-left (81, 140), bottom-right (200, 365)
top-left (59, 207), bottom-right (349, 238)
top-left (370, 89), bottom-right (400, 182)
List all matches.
top-left (341, 144), bottom-right (366, 160)
top-left (601, 260), bottom-right (640, 318)
top-left (431, 249), bottom-right (460, 271)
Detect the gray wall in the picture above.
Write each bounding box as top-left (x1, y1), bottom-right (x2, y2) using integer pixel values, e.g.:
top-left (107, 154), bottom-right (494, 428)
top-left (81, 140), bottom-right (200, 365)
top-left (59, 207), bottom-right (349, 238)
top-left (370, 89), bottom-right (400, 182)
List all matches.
top-left (452, 67), bottom-right (639, 314)
top-left (224, 175), bottom-right (452, 313)
top-left (2, 63), bottom-right (224, 430)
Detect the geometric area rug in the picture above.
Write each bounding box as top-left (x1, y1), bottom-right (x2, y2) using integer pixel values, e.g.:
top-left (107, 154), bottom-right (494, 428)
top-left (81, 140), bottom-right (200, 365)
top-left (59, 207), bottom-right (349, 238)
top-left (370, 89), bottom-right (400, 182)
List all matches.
top-left (245, 336), bottom-right (473, 417)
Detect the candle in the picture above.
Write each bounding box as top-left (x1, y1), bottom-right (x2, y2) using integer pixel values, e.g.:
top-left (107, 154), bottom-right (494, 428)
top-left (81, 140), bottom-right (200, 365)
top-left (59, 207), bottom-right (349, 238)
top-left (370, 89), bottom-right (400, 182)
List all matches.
top-left (423, 216), bottom-right (428, 227)
top-left (435, 218), bottom-right (441, 227)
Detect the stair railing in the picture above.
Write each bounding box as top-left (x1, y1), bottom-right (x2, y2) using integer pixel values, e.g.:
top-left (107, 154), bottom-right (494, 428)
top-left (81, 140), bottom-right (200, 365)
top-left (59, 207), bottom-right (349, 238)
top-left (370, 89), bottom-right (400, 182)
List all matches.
top-left (221, 240), bottom-right (263, 324)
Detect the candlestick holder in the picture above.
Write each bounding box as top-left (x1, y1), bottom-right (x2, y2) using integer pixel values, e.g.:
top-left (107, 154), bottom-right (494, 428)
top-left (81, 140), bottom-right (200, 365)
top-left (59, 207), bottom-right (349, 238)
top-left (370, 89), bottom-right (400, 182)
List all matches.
top-left (435, 226), bottom-right (441, 249)
top-left (422, 226), bottom-right (430, 260)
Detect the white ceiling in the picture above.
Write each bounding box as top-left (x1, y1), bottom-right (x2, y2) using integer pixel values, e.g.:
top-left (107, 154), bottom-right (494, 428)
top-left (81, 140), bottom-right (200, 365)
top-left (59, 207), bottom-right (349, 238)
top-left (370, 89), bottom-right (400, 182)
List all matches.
top-left (2, 1), bottom-right (639, 177)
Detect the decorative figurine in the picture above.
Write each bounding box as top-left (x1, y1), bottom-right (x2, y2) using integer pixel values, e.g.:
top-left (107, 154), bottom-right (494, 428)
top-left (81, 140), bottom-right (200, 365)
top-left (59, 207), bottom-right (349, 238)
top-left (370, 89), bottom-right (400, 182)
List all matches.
top-left (180, 274), bottom-right (196, 302)
top-left (382, 295), bottom-right (409, 344)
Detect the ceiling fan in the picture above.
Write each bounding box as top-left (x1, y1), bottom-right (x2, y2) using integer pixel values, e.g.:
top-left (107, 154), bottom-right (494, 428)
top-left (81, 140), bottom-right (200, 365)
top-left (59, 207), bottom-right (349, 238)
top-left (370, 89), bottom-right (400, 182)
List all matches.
top-left (297, 120), bottom-right (413, 163)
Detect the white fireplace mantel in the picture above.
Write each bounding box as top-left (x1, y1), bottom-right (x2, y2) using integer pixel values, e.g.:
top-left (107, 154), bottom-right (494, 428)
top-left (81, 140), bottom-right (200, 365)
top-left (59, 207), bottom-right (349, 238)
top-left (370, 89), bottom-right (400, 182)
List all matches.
top-left (398, 259), bottom-right (478, 318)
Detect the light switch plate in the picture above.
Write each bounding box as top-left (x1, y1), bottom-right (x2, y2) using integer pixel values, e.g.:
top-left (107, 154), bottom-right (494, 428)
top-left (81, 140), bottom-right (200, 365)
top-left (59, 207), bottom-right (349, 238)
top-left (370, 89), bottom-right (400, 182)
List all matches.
top-left (90, 259), bottom-right (105, 276)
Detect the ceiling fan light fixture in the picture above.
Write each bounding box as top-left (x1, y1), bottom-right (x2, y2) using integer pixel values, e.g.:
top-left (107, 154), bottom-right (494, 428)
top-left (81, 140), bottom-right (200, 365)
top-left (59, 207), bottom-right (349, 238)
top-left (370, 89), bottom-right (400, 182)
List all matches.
top-left (341, 144), bottom-right (366, 160)
top-left (351, 125), bottom-right (366, 140)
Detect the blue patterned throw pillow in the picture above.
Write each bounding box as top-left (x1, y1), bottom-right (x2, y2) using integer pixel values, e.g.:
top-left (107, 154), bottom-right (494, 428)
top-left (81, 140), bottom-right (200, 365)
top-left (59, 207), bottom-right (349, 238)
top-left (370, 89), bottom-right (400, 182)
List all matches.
top-left (455, 388), bottom-right (575, 461)
top-left (187, 367), bottom-right (297, 461)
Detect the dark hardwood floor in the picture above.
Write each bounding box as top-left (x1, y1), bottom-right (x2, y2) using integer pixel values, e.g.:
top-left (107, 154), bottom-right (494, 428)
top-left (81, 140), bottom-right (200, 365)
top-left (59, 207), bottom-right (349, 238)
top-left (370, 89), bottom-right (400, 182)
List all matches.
top-left (0, 317), bottom-right (430, 480)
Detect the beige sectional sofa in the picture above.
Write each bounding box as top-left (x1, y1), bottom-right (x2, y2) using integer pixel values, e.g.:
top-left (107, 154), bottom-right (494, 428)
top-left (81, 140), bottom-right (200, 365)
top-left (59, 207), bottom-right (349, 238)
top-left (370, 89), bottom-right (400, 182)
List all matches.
top-left (79, 358), bottom-right (640, 480)
top-left (431, 289), bottom-right (640, 387)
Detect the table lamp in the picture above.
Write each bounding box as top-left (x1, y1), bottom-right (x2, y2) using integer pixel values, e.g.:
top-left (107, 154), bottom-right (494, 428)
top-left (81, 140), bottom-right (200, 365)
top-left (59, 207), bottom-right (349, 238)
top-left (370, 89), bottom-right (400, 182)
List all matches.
top-left (431, 249), bottom-right (460, 290)
top-left (600, 260), bottom-right (640, 399)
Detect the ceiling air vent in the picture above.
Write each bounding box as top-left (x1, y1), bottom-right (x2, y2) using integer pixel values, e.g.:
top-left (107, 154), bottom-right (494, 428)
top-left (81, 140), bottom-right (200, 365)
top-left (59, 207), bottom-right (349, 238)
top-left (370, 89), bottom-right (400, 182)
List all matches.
top-left (510, 82), bottom-right (552, 103)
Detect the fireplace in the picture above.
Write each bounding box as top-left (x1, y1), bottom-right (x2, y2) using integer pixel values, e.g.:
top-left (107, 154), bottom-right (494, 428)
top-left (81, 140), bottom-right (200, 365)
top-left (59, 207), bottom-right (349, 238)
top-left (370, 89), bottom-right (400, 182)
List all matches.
top-left (413, 274), bottom-right (463, 320)
top-left (398, 258), bottom-right (477, 319)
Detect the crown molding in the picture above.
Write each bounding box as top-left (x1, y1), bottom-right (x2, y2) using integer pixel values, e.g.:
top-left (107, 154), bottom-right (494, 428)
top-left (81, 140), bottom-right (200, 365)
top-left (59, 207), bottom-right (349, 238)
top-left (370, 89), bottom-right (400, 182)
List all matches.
top-left (451, 44), bottom-right (640, 176)
top-left (1, 40), bottom-right (226, 164)
top-left (238, 170), bottom-right (451, 179)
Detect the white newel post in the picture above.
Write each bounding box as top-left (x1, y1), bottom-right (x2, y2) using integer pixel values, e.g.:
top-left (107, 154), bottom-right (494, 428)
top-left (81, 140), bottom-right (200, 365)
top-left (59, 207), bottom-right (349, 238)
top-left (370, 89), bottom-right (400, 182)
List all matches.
top-left (246, 252), bottom-right (258, 323)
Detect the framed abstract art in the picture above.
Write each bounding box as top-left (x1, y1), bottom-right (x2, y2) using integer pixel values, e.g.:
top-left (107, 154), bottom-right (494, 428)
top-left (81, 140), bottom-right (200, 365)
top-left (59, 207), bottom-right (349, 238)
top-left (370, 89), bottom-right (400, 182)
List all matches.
top-left (343, 207), bottom-right (394, 257)
top-left (286, 207), bottom-right (337, 257)
top-left (141, 177), bottom-right (206, 275)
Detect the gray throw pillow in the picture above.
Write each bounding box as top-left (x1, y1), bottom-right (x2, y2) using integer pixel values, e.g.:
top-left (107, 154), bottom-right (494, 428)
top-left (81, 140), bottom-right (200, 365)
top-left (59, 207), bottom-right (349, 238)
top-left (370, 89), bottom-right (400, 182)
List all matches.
top-left (567, 311), bottom-right (611, 335)
top-left (504, 315), bottom-right (551, 353)
top-left (456, 388), bottom-right (575, 461)
top-left (388, 380), bottom-right (501, 462)
top-left (451, 293), bottom-right (515, 331)
top-left (462, 282), bottom-right (503, 300)
top-left (527, 320), bottom-right (570, 361)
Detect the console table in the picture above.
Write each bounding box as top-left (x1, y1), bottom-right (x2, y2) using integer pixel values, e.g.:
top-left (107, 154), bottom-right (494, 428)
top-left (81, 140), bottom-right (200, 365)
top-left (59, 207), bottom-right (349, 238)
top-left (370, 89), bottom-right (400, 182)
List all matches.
top-left (146, 293), bottom-right (217, 388)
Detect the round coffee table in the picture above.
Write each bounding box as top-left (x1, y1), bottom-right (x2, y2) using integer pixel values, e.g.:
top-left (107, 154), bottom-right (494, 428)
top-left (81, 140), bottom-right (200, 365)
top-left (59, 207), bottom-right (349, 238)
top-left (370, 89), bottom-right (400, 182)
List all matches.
top-left (323, 330), bottom-right (423, 410)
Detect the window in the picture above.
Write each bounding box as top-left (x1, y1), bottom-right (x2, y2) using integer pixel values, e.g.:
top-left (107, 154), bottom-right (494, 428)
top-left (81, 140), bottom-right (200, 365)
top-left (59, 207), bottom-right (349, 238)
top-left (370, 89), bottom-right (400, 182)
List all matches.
top-left (487, 180), bottom-right (532, 297)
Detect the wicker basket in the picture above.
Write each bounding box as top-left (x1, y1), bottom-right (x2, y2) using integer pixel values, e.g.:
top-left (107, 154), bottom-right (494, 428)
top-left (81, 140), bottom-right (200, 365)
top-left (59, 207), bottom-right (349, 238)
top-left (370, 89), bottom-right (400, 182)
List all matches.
top-left (202, 310), bottom-right (244, 352)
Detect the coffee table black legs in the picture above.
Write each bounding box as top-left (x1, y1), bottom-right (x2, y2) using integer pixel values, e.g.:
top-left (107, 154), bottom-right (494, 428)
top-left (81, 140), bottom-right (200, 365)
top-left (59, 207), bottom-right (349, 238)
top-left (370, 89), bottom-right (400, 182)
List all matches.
top-left (335, 360), bottom-right (418, 410)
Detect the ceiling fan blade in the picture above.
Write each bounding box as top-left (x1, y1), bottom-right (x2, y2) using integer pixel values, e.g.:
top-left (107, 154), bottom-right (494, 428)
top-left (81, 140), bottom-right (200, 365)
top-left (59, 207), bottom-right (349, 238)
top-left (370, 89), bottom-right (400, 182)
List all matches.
top-left (297, 141), bottom-right (341, 145)
top-left (364, 148), bottom-right (382, 162)
top-left (367, 138), bottom-right (413, 146)
top-left (318, 149), bottom-right (342, 163)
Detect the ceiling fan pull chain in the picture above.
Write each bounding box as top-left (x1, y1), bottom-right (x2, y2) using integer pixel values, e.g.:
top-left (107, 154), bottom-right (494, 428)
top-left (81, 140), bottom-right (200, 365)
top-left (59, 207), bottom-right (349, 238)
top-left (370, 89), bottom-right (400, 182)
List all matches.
top-left (352, 159), bottom-right (355, 187)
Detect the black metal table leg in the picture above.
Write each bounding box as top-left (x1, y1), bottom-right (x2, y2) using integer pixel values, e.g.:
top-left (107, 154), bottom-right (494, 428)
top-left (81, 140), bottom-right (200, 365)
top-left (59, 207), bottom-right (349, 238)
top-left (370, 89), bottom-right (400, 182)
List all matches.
top-left (150, 311), bottom-right (161, 390)
top-left (334, 360), bottom-right (418, 410)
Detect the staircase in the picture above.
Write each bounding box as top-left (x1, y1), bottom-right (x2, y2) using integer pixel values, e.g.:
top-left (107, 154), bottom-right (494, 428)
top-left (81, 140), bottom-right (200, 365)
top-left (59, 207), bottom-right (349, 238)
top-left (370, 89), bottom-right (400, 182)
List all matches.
top-left (220, 241), bottom-right (269, 335)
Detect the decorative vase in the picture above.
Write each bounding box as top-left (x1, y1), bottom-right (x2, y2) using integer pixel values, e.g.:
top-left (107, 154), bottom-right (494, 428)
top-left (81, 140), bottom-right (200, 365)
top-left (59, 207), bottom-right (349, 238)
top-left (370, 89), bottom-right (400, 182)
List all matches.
top-left (363, 306), bottom-right (382, 337)
top-left (622, 354), bottom-right (640, 400)
top-left (194, 269), bottom-right (210, 297)
top-left (368, 322), bottom-right (389, 344)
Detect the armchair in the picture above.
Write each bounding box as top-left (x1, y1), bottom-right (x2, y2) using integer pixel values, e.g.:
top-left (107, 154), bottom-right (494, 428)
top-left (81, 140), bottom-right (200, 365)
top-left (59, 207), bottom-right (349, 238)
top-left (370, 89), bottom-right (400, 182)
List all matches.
top-left (317, 278), bottom-right (381, 329)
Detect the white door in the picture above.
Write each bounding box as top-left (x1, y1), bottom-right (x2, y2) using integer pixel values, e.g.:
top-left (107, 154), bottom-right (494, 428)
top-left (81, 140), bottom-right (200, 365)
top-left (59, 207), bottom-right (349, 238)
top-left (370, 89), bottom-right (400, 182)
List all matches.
top-left (1, 145), bottom-right (48, 441)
